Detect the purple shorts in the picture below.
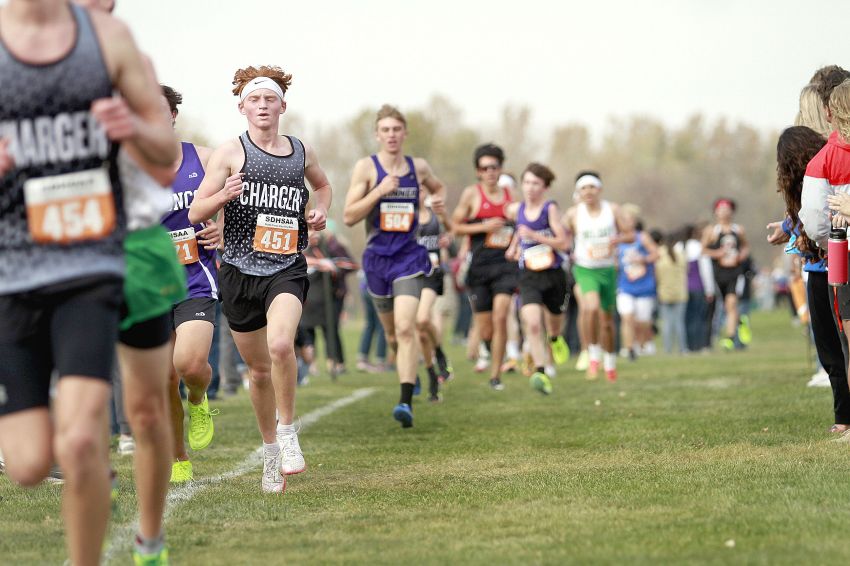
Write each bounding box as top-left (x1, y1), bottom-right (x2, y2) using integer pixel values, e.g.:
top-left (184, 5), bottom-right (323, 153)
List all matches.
top-left (363, 243), bottom-right (431, 298)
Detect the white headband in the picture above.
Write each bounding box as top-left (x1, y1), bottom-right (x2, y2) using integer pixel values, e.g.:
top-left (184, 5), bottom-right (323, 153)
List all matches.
top-left (575, 174), bottom-right (602, 190)
top-left (239, 77), bottom-right (285, 102)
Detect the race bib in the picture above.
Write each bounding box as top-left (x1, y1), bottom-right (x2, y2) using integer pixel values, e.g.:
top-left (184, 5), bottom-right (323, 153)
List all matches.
top-left (429, 251), bottom-right (440, 268)
top-left (485, 226), bottom-right (514, 249)
top-left (525, 244), bottom-right (555, 271)
top-left (24, 168), bottom-right (115, 244)
top-left (169, 227), bottom-right (199, 265)
top-left (587, 242), bottom-right (612, 260)
top-left (253, 214), bottom-right (298, 255)
top-left (380, 202), bottom-right (414, 232)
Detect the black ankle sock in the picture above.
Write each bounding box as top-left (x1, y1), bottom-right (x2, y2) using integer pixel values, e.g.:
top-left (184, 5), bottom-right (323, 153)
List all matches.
top-left (484, 340), bottom-right (491, 353)
top-left (427, 366), bottom-right (439, 396)
top-left (400, 383), bottom-right (414, 407)
top-left (549, 336), bottom-right (558, 343)
top-left (536, 366), bottom-right (545, 374)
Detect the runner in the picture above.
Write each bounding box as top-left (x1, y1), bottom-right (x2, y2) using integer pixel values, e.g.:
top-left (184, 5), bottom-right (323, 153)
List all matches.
top-left (0, 2), bottom-right (176, 565)
top-left (504, 163), bottom-right (570, 395)
top-left (158, 85), bottom-right (219, 484)
top-left (451, 143), bottom-right (519, 390)
top-left (701, 198), bottom-right (750, 351)
top-left (343, 104), bottom-right (447, 428)
top-left (416, 190), bottom-right (454, 402)
top-left (189, 65), bottom-right (332, 492)
top-left (615, 205), bottom-right (658, 359)
top-left (563, 171), bottom-right (632, 382)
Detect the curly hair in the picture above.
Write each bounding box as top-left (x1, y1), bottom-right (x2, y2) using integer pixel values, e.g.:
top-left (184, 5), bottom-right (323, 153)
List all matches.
top-left (776, 126), bottom-right (827, 257)
top-left (160, 84), bottom-right (182, 116)
top-left (231, 65), bottom-right (292, 98)
top-left (814, 66), bottom-right (850, 108)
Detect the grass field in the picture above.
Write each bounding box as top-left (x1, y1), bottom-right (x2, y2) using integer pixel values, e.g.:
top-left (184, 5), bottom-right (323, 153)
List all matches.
top-left (3, 309), bottom-right (850, 565)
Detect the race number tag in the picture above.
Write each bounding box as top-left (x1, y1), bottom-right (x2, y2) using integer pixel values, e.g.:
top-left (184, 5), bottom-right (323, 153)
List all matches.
top-left (525, 244), bottom-right (555, 271)
top-left (484, 226), bottom-right (514, 249)
top-left (169, 227), bottom-right (199, 265)
top-left (380, 202), bottom-right (414, 232)
top-left (253, 214), bottom-right (298, 255)
top-left (24, 168), bottom-right (115, 244)
top-left (429, 252), bottom-right (440, 268)
top-left (587, 242), bottom-right (612, 260)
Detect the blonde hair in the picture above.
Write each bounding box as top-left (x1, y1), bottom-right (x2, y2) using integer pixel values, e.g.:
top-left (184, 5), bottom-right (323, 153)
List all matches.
top-left (795, 84), bottom-right (831, 137)
top-left (375, 104), bottom-right (406, 128)
top-left (231, 65), bottom-right (292, 98)
top-left (829, 79), bottom-right (850, 143)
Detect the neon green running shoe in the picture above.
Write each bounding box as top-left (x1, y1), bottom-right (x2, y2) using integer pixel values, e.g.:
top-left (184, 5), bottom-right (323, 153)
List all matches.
top-left (133, 546), bottom-right (169, 566)
top-left (188, 394), bottom-right (218, 451)
top-left (738, 315), bottom-right (752, 346)
top-left (529, 372), bottom-right (553, 395)
top-left (169, 460), bottom-right (193, 484)
top-left (551, 336), bottom-right (570, 365)
top-left (575, 349), bottom-right (589, 371)
top-left (720, 337), bottom-right (735, 352)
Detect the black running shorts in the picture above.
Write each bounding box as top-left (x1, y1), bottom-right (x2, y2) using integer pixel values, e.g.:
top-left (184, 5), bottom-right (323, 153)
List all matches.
top-left (0, 277), bottom-right (122, 416)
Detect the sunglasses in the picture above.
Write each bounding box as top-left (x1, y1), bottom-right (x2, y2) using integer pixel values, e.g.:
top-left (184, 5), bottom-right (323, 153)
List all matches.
top-left (477, 164), bottom-right (501, 172)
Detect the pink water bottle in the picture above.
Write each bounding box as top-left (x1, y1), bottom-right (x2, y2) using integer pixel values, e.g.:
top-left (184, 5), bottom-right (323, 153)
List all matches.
top-left (828, 227), bottom-right (848, 286)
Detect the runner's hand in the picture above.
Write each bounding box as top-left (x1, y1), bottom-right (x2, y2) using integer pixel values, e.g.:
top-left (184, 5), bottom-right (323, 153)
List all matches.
top-left (376, 175), bottom-right (399, 196)
top-left (91, 96), bottom-right (137, 141)
top-left (482, 217), bottom-right (505, 232)
top-left (517, 224), bottom-right (537, 241)
top-left (429, 194), bottom-right (446, 215)
top-left (307, 207), bottom-right (327, 231)
top-left (220, 173), bottom-right (244, 204)
top-left (197, 219), bottom-right (221, 250)
top-left (0, 138), bottom-right (13, 176)
top-left (438, 233), bottom-right (453, 249)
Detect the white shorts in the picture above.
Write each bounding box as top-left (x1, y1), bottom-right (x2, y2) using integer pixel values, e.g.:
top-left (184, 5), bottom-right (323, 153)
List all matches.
top-left (616, 293), bottom-right (655, 322)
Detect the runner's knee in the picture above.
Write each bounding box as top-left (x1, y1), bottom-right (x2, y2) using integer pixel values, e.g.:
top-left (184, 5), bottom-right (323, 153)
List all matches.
top-left (3, 447), bottom-right (51, 487)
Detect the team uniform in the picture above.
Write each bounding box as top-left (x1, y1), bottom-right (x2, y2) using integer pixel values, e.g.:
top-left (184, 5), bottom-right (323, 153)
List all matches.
top-left (572, 200), bottom-right (618, 312)
top-left (219, 132), bottom-right (310, 331)
top-left (706, 224), bottom-right (744, 299)
top-left (466, 184), bottom-right (519, 312)
top-left (162, 142), bottom-right (218, 327)
top-left (0, 4), bottom-right (126, 414)
top-left (417, 207), bottom-right (444, 296)
top-left (616, 231), bottom-right (656, 323)
top-left (517, 201), bottom-right (568, 314)
top-left (362, 155), bottom-right (430, 309)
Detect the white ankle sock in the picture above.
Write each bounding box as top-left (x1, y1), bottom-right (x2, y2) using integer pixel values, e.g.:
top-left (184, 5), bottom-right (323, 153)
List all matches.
top-left (588, 344), bottom-right (602, 361)
top-left (603, 352), bottom-right (617, 371)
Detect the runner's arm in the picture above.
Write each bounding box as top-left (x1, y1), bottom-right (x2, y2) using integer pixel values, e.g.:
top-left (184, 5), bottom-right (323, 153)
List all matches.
top-left (641, 231), bottom-right (660, 263)
top-left (343, 158), bottom-right (385, 226)
top-left (451, 186), bottom-right (498, 235)
top-left (305, 143), bottom-right (331, 231)
top-left (188, 142), bottom-right (240, 224)
top-left (90, 12), bottom-right (176, 166)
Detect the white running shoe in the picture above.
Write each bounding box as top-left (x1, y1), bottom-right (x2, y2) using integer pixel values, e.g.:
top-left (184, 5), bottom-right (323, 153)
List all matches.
top-left (278, 430), bottom-right (306, 475)
top-left (807, 369), bottom-right (831, 388)
top-left (575, 350), bottom-right (589, 371)
top-left (262, 449), bottom-right (285, 493)
top-left (641, 342), bottom-right (657, 356)
top-left (117, 434), bottom-right (135, 456)
top-left (474, 357), bottom-right (490, 373)
top-left (544, 365), bottom-right (556, 378)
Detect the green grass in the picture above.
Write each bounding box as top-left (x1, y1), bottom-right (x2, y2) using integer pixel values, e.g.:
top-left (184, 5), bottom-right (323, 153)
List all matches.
top-left (3, 309), bottom-right (850, 564)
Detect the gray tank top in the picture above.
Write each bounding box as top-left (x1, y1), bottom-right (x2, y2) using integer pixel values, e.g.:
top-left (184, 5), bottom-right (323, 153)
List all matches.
top-left (0, 4), bottom-right (124, 294)
top-left (222, 132), bottom-right (308, 276)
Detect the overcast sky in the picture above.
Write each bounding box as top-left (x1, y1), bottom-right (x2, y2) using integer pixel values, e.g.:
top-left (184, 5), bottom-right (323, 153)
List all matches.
top-left (112, 0), bottom-right (847, 145)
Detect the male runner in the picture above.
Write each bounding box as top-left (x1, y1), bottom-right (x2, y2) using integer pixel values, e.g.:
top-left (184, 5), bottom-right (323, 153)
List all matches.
top-left (452, 144), bottom-right (519, 390)
top-left (190, 65), bottom-right (332, 493)
top-left (563, 171), bottom-right (632, 382)
top-left (416, 191), bottom-right (454, 401)
top-left (0, 2), bottom-right (176, 565)
top-left (343, 104), bottom-right (447, 428)
top-left (158, 85), bottom-right (219, 484)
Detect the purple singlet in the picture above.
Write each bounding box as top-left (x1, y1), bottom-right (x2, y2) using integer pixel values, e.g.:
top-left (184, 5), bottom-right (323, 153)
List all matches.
top-left (517, 201), bottom-right (563, 272)
top-left (161, 142), bottom-right (218, 299)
